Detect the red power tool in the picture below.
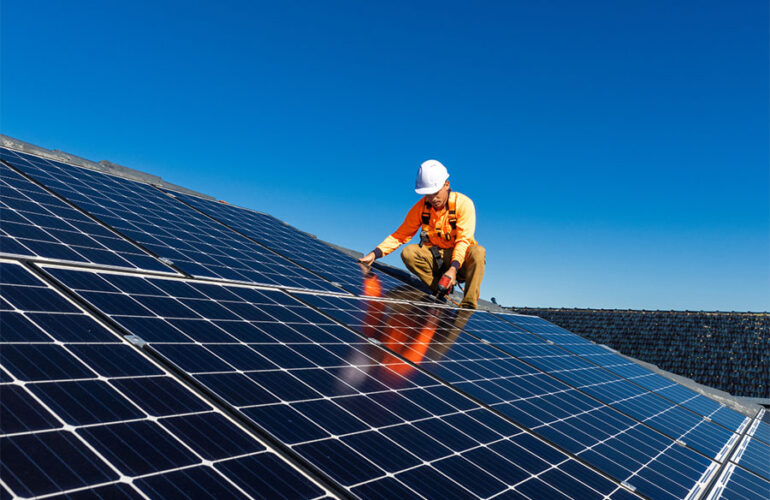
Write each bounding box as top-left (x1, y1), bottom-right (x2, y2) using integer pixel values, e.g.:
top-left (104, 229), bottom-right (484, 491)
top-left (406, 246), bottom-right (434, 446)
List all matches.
top-left (436, 274), bottom-right (453, 299)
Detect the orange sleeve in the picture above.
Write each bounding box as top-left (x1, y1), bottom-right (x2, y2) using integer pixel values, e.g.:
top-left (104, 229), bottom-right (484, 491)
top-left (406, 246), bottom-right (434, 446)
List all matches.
top-left (376, 199), bottom-right (424, 257)
top-left (451, 195), bottom-right (476, 267)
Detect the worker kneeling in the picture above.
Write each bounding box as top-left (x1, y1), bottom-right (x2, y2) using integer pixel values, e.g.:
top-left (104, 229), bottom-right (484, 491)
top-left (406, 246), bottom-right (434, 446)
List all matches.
top-left (359, 160), bottom-right (485, 309)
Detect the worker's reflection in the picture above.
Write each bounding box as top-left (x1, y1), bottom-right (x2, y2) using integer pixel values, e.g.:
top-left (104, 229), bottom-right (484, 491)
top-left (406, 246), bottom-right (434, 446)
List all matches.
top-left (337, 270), bottom-right (472, 391)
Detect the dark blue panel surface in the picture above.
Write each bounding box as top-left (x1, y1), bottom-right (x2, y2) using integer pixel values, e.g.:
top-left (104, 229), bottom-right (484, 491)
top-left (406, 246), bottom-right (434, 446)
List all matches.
top-left (1, 344), bottom-right (97, 381)
top-left (78, 420), bottom-right (200, 475)
top-left (134, 466), bottom-right (249, 500)
top-left (0, 261), bottom-right (325, 499)
top-left (305, 293), bottom-right (720, 500)
top-left (459, 310), bottom-right (739, 461)
top-left (732, 435), bottom-right (770, 481)
top-left (160, 412), bottom-right (265, 460)
top-left (52, 483), bottom-right (144, 500)
top-left (0, 431), bottom-right (118, 497)
top-left (0, 311), bottom-right (51, 341)
top-left (110, 375), bottom-right (211, 416)
top-left (29, 380), bottom-right (145, 426)
top-left (3, 148), bottom-right (341, 292)
top-left (494, 311), bottom-right (750, 432)
top-left (167, 189), bottom-right (428, 298)
top-left (754, 419), bottom-right (770, 445)
top-left (0, 157), bottom-right (171, 272)
top-left (52, 266), bottom-right (636, 499)
top-left (215, 454), bottom-right (327, 499)
top-left (713, 463), bottom-right (770, 500)
top-left (0, 384), bottom-right (61, 434)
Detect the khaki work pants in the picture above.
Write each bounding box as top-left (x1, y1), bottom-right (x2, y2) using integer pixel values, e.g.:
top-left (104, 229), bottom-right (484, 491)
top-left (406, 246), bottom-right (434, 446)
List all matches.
top-left (401, 244), bottom-right (486, 309)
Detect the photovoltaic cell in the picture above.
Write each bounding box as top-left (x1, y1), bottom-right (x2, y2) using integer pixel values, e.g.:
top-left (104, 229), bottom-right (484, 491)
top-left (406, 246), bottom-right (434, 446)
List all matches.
top-left (0, 160), bottom-right (170, 273)
top-left (450, 311), bottom-right (741, 462)
top-left (1, 147), bottom-right (341, 293)
top-left (752, 417), bottom-right (770, 446)
top-left (0, 260), bottom-right (326, 499)
top-left (166, 189), bottom-right (430, 298)
top-left (706, 464), bottom-right (770, 500)
top-left (730, 436), bottom-right (770, 481)
top-left (302, 293), bottom-right (724, 500)
top-left (493, 312), bottom-right (751, 433)
top-left (47, 264), bottom-right (638, 499)
top-left (728, 415), bottom-right (770, 482)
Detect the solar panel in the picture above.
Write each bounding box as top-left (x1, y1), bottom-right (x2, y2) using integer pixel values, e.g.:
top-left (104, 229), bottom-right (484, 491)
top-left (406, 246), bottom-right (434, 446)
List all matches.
top-left (1, 147), bottom-right (342, 293)
top-left (754, 420), bottom-right (770, 445)
top-left (705, 463), bottom-right (770, 500)
top-left (2, 139), bottom-right (760, 499)
top-left (493, 312), bottom-right (751, 433)
top-left (165, 189), bottom-right (429, 298)
top-left (0, 161), bottom-right (171, 273)
top-left (0, 260), bottom-right (328, 499)
top-left (45, 264), bottom-right (640, 499)
top-left (300, 293), bottom-right (732, 500)
top-left (707, 412), bottom-right (770, 500)
top-left (730, 435), bottom-right (770, 481)
top-left (728, 415), bottom-right (770, 482)
top-left (447, 312), bottom-right (744, 461)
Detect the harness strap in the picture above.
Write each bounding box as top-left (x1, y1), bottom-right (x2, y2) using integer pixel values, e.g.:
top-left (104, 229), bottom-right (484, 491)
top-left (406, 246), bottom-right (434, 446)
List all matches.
top-left (448, 192), bottom-right (457, 230)
top-left (421, 191), bottom-right (458, 240)
top-left (429, 246), bottom-right (443, 271)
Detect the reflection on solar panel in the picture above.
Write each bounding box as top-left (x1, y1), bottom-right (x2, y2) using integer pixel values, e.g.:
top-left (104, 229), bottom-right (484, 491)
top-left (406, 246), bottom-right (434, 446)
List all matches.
top-left (492, 312), bottom-right (750, 432)
top-left (1, 147), bottom-right (341, 293)
top-left (0, 161), bottom-right (170, 272)
top-left (302, 293), bottom-right (742, 500)
top-left (0, 260), bottom-right (327, 499)
top-left (166, 189), bottom-right (426, 298)
top-left (47, 265), bottom-right (639, 499)
top-left (0, 142), bottom-right (759, 499)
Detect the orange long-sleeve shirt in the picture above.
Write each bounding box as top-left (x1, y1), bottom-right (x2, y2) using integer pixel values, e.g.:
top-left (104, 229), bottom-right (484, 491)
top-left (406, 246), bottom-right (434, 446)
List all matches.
top-left (376, 191), bottom-right (478, 267)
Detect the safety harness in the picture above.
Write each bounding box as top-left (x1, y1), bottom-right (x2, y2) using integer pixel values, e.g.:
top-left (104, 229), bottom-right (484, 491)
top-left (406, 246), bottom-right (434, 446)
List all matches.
top-left (421, 190), bottom-right (458, 240)
top-left (418, 191), bottom-right (458, 272)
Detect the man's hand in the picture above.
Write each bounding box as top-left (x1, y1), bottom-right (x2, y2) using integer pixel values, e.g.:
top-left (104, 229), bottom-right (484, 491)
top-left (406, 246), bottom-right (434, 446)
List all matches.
top-left (358, 252), bottom-right (376, 266)
top-left (442, 266), bottom-right (457, 287)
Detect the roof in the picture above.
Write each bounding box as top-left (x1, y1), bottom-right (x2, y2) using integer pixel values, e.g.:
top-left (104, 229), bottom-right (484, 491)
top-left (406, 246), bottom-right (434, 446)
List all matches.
top-left (1, 135), bottom-right (768, 499)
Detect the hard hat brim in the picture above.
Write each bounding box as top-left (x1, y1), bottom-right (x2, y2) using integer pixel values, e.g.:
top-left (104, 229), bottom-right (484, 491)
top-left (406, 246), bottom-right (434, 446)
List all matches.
top-left (415, 185), bottom-right (443, 195)
top-left (415, 173), bottom-right (449, 195)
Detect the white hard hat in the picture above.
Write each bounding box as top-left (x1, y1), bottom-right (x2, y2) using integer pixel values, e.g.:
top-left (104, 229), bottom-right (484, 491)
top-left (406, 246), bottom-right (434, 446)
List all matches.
top-left (415, 159), bottom-right (449, 195)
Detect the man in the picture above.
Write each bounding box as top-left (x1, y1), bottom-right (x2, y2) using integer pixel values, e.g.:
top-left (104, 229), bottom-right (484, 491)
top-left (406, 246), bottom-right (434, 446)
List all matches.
top-left (358, 160), bottom-right (486, 308)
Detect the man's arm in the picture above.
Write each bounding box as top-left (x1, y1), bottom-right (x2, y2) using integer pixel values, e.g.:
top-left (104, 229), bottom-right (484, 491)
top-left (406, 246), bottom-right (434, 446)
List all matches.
top-left (358, 200), bottom-right (423, 264)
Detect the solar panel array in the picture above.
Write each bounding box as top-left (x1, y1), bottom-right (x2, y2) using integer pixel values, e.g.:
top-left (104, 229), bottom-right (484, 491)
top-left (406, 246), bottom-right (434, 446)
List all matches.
top-left (1, 148), bottom-right (340, 292)
top-left (0, 161), bottom-right (171, 273)
top-left (0, 260), bottom-right (328, 499)
top-left (1, 143), bottom-right (767, 499)
top-left (165, 189), bottom-right (426, 298)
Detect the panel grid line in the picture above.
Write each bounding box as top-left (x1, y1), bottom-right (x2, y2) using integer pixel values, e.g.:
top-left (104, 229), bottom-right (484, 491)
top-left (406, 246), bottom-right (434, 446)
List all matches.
top-left (491, 311), bottom-right (752, 433)
top-left (45, 264), bottom-right (639, 499)
top-left (0, 259), bottom-right (334, 500)
top-left (301, 292), bottom-right (727, 500)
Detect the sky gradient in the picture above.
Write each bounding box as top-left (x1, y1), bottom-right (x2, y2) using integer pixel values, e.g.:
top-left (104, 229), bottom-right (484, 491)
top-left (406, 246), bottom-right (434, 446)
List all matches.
top-left (2, 1), bottom-right (768, 310)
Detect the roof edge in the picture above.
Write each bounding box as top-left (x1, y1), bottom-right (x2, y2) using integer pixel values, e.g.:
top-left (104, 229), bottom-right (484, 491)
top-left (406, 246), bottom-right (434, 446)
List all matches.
top-left (509, 306), bottom-right (768, 315)
top-left (618, 354), bottom-right (764, 417)
top-left (0, 134), bottom-right (215, 201)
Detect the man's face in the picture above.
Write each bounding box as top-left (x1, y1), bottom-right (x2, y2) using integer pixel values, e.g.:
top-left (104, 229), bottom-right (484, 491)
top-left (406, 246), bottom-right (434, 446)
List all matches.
top-left (424, 181), bottom-right (450, 209)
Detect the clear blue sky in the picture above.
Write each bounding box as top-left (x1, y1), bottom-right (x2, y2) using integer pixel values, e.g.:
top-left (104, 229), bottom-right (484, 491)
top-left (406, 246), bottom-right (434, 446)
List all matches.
top-left (2, 1), bottom-right (767, 311)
